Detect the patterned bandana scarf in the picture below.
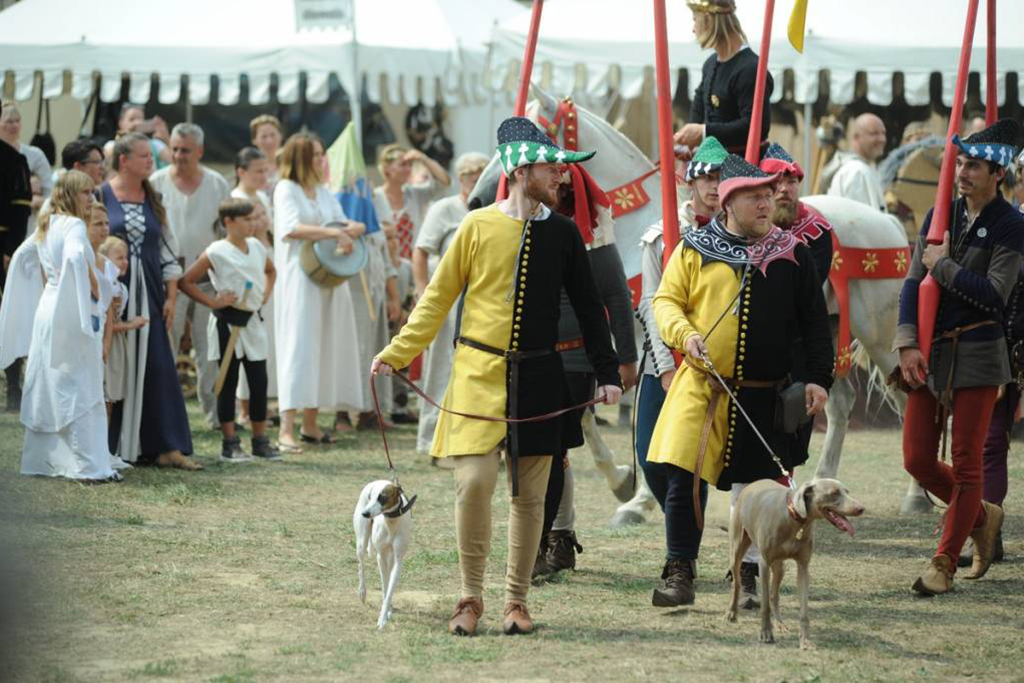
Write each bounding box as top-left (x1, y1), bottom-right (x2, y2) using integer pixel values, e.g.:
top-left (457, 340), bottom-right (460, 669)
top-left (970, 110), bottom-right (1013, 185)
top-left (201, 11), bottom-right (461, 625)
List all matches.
top-left (683, 217), bottom-right (799, 275)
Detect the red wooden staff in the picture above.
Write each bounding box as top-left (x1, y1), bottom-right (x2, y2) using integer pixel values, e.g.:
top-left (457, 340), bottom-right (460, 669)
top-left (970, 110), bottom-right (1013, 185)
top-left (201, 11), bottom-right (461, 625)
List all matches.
top-left (497, 0), bottom-right (544, 201)
top-left (653, 0), bottom-right (681, 259)
top-left (744, 0), bottom-right (776, 164)
top-left (917, 0), bottom-right (981, 365)
top-left (986, 0), bottom-right (997, 124)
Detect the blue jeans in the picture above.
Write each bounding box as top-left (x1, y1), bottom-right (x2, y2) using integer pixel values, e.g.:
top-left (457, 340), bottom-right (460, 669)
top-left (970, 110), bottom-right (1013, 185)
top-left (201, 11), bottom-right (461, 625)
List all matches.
top-left (635, 373), bottom-right (669, 510)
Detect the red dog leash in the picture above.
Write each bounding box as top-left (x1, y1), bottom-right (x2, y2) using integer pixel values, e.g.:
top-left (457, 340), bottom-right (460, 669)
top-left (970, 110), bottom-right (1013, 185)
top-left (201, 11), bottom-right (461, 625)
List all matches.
top-left (369, 370), bottom-right (607, 480)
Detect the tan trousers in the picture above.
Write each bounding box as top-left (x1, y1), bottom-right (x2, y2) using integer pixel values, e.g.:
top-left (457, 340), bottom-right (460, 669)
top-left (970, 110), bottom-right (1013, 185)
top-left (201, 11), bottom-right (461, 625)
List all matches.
top-left (453, 448), bottom-right (552, 604)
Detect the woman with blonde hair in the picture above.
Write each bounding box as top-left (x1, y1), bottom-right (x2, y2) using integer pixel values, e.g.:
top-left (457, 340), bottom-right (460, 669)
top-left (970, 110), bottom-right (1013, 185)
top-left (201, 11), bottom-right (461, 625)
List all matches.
top-left (101, 132), bottom-right (199, 470)
top-left (273, 132), bottom-right (365, 451)
top-left (674, 0), bottom-right (772, 155)
top-left (19, 170), bottom-right (120, 482)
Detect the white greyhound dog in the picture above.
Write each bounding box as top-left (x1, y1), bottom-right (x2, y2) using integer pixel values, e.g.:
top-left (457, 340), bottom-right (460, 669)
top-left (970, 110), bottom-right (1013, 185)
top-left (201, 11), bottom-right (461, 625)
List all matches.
top-left (354, 480), bottom-right (416, 629)
top-left (469, 85), bottom-right (928, 525)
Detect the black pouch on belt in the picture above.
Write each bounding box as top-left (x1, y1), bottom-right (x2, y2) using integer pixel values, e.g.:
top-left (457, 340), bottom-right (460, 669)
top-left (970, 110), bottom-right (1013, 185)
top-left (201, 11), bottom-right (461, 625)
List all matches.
top-left (212, 306), bottom-right (254, 327)
top-left (774, 381), bottom-right (810, 434)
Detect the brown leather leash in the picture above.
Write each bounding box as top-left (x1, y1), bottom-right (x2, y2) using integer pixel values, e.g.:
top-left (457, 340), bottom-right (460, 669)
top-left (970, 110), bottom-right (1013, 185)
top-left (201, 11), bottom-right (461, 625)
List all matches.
top-left (369, 365), bottom-right (608, 486)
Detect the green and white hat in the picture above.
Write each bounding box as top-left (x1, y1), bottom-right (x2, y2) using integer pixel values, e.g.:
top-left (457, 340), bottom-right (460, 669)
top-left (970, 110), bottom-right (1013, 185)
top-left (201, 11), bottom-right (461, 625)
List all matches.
top-left (496, 116), bottom-right (596, 176)
top-left (685, 136), bottom-right (728, 182)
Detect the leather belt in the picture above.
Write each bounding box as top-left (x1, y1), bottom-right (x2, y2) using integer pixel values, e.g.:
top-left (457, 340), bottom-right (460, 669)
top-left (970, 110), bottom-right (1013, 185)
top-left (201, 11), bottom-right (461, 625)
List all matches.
top-left (683, 355), bottom-right (780, 530)
top-left (457, 336), bottom-right (557, 495)
top-left (555, 337), bottom-right (585, 353)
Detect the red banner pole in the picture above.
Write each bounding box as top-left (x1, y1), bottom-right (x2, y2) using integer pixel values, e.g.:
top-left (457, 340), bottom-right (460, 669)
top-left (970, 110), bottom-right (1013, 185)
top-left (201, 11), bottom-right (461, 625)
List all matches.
top-left (744, 0), bottom-right (776, 164)
top-left (986, 0), bottom-right (997, 125)
top-left (917, 0), bottom-right (981, 365)
top-left (497, 0), bottom-right (544, 200)
top-left (653, 0), bottom-right (680, 261)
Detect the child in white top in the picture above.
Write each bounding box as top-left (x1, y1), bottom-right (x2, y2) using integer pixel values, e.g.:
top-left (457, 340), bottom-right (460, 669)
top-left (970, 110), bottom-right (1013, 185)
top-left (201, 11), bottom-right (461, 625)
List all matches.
top-left (98, 235), bottom-right (147, 409)
top-left (178, 198), bottom-right (277, 462)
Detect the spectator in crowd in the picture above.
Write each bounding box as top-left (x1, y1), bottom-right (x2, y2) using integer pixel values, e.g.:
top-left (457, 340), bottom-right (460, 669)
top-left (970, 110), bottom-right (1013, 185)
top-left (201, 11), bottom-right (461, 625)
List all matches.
top-left (827, 113), bottom-right (888, 211)
top-left (61, 139), bottom-right (107, 187)
top-left (111, 104), bottom-right (172, 169)
top-left (0, 101), bottom-right (35, 413)
top-left (101, 132), bottom-right (198, 470)
top-left (18, 171), bottom-right (120, 483)
top-left (273, 133), bottom-right (365, 452)
top-left (0, 101), bottom-right (53, 197)
top-left (150, 123), bottom-right (231, 429)
top-left (250, 115), bottom-right (283, 194)
top-left (371, 144), bottom-right (450, 260)
top-left (178, 198), bottom-right (279, 463)
top-left (232, 146), bottom-right (272, 216)
top-left (411, 151), bottom-right (488, 458)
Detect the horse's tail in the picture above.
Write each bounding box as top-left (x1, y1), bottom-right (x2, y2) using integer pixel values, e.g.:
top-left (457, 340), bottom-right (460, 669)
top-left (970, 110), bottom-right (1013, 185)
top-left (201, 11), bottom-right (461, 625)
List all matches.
top-left (848, 340), bottom-right (903, 421)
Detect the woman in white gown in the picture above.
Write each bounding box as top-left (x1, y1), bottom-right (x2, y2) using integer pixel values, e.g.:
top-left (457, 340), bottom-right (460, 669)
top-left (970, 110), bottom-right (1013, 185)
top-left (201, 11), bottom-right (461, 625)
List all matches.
top-left (273, 133), bottom-right (365, 452)
top-left (19, 170), bottom-right (120, 482)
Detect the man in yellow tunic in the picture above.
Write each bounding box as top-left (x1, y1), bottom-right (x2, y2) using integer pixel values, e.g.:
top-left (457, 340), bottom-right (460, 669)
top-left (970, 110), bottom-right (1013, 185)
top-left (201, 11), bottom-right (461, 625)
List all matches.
top-left (372, 117), bottom-right (622, 636)
top-left (647, 154), bottom-right (834, 607)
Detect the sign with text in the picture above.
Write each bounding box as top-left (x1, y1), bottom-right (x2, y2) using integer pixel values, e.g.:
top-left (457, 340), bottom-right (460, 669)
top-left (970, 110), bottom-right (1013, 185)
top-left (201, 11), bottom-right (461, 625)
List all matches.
top-left (294, 0), bottom-right (351, 31)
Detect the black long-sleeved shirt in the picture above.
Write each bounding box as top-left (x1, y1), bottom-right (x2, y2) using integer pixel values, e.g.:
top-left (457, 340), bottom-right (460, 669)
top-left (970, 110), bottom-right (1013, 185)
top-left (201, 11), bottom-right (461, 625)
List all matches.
top-left (690, 47), bottom-right (773, 152)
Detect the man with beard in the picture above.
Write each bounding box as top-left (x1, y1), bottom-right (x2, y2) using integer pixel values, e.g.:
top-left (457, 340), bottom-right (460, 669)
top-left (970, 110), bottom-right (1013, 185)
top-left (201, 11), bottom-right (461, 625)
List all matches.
top-left (646, 155), bottom-right (833, 607)
top-left (373, 117), bottom-right (622, 636)
top-left (634, 136), bottom-right (728, 516)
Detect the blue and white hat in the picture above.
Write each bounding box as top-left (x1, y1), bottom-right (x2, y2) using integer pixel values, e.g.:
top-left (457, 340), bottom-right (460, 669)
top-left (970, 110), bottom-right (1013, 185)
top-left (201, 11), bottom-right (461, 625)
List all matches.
top-left (951, 118), bottom-right (1022, 169)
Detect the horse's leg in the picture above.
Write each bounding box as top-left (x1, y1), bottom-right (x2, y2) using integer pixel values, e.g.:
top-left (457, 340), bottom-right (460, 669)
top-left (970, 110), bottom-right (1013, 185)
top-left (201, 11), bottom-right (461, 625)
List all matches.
top-left (814, 375), bottom-right (855, 480)
top-left (581, 409), bottom-right (634, 502)
top-left (609, 463), bottom-right (659, 527)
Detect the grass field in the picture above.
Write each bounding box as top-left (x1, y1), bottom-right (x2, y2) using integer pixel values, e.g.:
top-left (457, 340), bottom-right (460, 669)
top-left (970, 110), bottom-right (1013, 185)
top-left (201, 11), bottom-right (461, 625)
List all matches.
top-left (1, 401), bottom-right (1023, 683)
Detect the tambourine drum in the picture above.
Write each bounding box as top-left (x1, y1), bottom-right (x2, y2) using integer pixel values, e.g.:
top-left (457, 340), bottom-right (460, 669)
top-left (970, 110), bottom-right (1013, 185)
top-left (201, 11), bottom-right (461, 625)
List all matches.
top-left (300, 224), bottom-right (368, 288)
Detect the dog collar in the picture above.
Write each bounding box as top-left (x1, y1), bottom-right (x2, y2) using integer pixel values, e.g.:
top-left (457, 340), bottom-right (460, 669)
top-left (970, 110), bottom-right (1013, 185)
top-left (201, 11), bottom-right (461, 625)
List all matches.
top-left (385, 493), bottom-right (417, 518)
top-left (787, 494), bottom-right (806, 525)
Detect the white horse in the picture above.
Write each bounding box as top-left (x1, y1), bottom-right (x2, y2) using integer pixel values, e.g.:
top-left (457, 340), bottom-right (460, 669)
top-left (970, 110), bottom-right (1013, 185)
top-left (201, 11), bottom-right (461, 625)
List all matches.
top-left (470, 86), bottom-right (929, 525)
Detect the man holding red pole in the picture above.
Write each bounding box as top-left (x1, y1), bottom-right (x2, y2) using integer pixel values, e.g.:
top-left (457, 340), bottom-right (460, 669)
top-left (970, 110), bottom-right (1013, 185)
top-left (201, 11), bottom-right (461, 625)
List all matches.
top-left (894, 118), bottom-right (1024, 596)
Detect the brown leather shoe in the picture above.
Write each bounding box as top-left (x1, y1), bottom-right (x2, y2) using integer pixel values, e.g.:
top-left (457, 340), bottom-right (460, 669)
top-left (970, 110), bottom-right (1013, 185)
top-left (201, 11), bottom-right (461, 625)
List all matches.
top-left (448, 597), bottom-right (483, 636)
top-left (156, 450), bottom-right (203, 471)
top-left (912, 554), bottom-right (954, 596)
top-left (964, 501), bottom-right (1004, 580)
top-left (502, 601), bottom-right (534, 635)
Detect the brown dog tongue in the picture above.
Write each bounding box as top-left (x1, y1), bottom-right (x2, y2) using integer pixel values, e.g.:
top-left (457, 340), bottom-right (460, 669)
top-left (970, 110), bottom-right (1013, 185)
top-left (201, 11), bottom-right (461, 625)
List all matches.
top-left (827, 511), bottom-right (855, 538)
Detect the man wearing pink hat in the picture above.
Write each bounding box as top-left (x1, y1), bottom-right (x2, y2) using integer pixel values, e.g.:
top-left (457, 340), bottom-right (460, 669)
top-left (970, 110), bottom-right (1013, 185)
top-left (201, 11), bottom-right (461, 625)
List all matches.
top-left (645, 154), bottom-right (833, 607)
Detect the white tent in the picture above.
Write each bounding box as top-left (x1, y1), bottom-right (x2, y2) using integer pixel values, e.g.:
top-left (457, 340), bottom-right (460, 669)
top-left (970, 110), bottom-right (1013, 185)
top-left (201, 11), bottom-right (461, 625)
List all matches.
top-left (490, 0), bottom-right (1024, 107)
top-left (0, 0), bottom-right (522, 107)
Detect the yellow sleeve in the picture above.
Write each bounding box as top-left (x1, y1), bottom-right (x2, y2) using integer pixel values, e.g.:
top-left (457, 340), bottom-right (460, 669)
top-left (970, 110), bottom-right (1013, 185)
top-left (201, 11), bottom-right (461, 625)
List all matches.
top-left (652, 244), bottom-right (697, 350)
top-left (377, 216), bottom-right (476, 369)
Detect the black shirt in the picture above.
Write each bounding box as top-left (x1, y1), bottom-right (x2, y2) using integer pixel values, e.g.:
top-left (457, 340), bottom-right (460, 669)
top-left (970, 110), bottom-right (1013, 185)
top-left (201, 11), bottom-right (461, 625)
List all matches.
top-left (690, 47), bottom-right (773, 152)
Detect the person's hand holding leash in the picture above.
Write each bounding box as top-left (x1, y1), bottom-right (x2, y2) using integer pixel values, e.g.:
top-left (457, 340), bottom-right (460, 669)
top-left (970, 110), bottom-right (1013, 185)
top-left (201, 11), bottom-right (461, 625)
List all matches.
top-left (371, 357), bottom-right (394, 376)
top-left (599, 384), bottom-right (623, 405)
top-left (683, 333), bottom-right (709, 360)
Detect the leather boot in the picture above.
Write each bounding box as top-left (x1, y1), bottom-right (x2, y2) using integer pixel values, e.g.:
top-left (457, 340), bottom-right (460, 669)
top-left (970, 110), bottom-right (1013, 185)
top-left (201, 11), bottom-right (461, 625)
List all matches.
top-left (546, 530), bottom-right (582, 572)
top-left (502, 601), bottom-right (534, 635)
top-left (652, 559), bottom-right (696, 607)
top-left (739, 561), bottom-right (760, 610)
top-left (912, 554), bottom-right (954, 596)
top-left (448, 596), bottom-right (483, 636)
top-left (531, 533), bottom-right (552, 580)
top-left (964, 501), bottom-right (1004, 580)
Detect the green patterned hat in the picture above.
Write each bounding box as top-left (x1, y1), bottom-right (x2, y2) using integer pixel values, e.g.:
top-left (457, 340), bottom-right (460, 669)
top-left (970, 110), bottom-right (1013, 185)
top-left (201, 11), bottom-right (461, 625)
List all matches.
top-left (496, 116), bottom-right (596, 176)
top-left (685, 136), bottom-right (728, 182)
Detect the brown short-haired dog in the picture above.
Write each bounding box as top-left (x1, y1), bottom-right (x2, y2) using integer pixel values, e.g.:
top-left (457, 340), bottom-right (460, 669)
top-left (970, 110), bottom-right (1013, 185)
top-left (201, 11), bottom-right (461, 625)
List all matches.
top-left (726, 478), bottom-right (865, 649)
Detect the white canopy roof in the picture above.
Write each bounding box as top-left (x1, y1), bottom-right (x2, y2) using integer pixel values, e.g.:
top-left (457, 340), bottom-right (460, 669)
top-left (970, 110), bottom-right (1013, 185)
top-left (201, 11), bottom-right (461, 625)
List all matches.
top-left (0, 0), bottom-right (522, 106)
top-left (490, 0), bottom-right (1024, 106)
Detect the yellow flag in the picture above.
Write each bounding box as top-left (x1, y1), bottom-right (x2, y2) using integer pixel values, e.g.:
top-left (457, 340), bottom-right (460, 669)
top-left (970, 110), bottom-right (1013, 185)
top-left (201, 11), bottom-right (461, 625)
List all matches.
top-left (788, 0), bottom-right (809, 53)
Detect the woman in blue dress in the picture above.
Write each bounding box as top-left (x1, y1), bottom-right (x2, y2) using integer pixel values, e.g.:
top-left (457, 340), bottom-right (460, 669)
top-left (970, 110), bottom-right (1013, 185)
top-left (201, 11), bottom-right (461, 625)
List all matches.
top-left (102, 132), bottom-right (199, 469)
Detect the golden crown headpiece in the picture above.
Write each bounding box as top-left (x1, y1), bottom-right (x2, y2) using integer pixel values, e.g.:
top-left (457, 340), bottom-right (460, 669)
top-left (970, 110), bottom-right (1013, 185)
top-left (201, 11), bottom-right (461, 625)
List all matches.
top-left (686, 0), bottom-right (736, 14)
